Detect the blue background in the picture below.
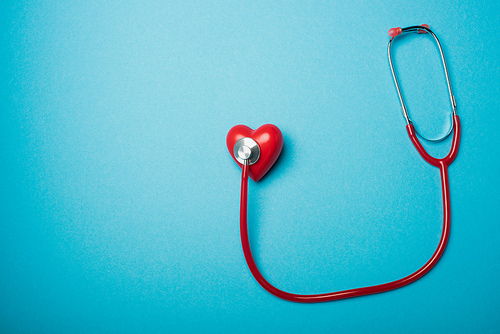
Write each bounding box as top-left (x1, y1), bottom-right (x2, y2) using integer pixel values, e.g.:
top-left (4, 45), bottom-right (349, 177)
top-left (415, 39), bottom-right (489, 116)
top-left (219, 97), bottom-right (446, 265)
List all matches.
top-left (1, 0), bottom-right (499, 333)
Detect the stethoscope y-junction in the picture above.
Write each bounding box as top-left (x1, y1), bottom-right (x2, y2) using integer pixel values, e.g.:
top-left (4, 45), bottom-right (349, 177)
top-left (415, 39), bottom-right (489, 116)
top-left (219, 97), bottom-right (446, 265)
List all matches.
top-left (226, 25), bottom-right (461, 303)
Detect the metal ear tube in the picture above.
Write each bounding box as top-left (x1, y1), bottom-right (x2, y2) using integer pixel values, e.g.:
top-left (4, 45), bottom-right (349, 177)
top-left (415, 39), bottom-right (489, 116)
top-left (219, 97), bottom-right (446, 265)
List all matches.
top-left (388, 24), bottom-right (457, 142)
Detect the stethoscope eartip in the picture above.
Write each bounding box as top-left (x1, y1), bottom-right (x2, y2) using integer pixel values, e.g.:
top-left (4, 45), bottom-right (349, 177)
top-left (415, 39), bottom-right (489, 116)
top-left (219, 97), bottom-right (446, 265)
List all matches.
top-left (388, 27), bottom-right (402, 37)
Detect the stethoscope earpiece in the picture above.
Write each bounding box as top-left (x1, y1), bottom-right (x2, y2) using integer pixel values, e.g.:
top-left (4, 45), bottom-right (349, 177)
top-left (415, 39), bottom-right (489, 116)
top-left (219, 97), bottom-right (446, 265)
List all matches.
top-left (388, 24), bottom-right (456, 142)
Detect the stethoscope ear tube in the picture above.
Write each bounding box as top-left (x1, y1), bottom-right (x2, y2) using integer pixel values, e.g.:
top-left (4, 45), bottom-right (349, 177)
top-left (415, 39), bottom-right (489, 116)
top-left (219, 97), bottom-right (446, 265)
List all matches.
top-left (388, 25), bottom-right (457, 142)
top-left (407, 115), bottom-right (461, 168)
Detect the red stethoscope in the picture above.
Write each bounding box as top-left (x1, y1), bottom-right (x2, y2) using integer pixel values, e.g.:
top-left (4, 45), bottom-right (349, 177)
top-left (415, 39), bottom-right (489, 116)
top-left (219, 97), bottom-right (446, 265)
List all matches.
top-left (227, 25), bottom-right (461, 303)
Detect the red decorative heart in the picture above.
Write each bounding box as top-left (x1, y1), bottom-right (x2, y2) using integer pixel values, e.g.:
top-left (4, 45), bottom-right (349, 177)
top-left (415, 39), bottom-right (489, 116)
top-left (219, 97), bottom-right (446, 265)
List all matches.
top-left (227, 124), bottom-right (283, 181)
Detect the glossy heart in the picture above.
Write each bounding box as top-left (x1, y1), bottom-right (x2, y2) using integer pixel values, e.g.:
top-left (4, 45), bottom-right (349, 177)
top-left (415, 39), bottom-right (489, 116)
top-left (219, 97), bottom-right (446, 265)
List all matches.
top-left (227, 124), bottom-right (283, 181)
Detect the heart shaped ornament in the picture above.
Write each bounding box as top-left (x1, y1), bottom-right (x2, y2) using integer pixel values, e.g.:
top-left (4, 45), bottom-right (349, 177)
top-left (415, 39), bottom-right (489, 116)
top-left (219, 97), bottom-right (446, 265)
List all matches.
top-left (227, 124), bottom-right (283, 181)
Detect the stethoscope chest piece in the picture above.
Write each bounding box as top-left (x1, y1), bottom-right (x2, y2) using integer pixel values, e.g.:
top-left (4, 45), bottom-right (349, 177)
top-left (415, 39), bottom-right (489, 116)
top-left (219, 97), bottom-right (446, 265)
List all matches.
top-left (234, 137), bottom-right (260, 165)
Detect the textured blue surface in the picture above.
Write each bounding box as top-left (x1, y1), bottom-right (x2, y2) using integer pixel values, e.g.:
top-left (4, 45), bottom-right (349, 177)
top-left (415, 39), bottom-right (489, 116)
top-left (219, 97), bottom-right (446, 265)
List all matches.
top-left (1, 1), bottom-right (499, 333)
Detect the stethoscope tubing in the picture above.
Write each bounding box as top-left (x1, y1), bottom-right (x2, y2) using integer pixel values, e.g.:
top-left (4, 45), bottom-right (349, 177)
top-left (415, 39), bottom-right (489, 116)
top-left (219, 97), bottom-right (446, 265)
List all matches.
top-left (239, 116), bottom-right (461, 302)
